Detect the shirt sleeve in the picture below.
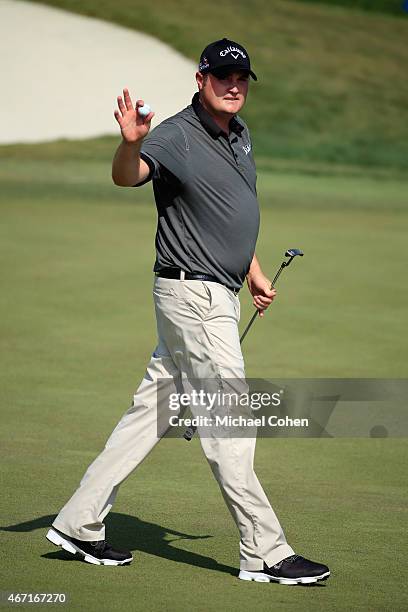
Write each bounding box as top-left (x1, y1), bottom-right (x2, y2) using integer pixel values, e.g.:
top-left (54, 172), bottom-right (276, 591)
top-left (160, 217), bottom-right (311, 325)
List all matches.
top-left (140, 119), bottom-right (188, 184)
top-left (132, 151), bottom-right (158, 187)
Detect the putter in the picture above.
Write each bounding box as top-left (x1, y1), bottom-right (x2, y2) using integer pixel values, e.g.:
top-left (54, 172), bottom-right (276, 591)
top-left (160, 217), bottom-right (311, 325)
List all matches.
top-left (183, 248), bottom-right (304, 440)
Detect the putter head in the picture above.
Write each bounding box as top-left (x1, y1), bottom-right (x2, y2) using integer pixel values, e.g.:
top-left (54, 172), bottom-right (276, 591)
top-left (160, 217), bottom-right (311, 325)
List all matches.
top-left (285, 248), bottom-right (304, 258)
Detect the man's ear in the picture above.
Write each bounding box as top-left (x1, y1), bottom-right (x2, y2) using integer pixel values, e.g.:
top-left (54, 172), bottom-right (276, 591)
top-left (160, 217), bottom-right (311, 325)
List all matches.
top-left (196, 71), bottom-right (205, 92)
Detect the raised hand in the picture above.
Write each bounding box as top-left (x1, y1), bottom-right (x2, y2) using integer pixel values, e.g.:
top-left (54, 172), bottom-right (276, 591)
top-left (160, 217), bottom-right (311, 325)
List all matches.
top-left (114, 88), bottom-right (155, 144)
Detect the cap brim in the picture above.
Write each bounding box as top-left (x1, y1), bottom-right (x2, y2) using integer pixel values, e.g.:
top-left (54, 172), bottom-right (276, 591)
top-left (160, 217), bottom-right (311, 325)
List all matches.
top-left (209, 65), bottom-right (258, 81)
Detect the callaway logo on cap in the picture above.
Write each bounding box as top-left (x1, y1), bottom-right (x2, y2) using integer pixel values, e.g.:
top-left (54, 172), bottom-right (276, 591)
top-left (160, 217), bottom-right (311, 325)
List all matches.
top-left (198, 38), bottom-right (258, 81)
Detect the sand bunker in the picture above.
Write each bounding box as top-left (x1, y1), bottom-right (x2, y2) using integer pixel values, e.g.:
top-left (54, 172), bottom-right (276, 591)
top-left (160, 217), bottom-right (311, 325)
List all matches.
top-left (0, 0), bottom-right (196, 143)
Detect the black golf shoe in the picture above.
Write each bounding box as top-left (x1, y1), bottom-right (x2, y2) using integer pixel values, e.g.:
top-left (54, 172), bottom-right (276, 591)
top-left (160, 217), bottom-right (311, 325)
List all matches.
top-left (239, 554), bottom-right (330, 585)
top-left (46, 527), bottom-right (133, 566)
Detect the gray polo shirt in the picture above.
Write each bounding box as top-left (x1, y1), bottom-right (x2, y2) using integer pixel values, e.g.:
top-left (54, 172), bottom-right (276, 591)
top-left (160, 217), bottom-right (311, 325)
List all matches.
top-left (138, 93), bottom-right (260, 289)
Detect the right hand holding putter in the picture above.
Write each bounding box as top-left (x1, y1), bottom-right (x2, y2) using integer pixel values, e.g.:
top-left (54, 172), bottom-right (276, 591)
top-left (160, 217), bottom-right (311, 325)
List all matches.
top-left (114, 88), bottom-right (154, 143)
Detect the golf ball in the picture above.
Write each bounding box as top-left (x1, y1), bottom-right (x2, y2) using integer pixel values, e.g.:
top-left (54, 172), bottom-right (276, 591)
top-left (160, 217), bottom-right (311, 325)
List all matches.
top-left (138, 104), bottom-right (151, 117)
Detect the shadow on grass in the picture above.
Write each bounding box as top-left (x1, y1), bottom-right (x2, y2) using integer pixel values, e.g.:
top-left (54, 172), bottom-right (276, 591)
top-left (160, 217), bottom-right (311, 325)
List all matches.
top-left (1, 513), bottom-right (237, 576)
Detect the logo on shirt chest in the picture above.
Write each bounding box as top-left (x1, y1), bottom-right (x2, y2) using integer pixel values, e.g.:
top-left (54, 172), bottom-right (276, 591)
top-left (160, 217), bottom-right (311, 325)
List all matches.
top-left (242, 143), bottom-right (251, 155)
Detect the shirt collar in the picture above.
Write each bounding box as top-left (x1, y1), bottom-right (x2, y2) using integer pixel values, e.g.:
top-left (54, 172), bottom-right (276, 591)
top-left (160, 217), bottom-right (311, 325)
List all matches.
top-left (191, 92), bottom-right (244, 139)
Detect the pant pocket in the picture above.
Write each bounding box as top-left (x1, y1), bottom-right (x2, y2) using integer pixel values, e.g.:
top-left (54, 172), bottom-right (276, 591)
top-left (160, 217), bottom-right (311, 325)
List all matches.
top-left (180, 280), bottom-right (212, 318)
top-left (153, 277), bottom-right (178, 298)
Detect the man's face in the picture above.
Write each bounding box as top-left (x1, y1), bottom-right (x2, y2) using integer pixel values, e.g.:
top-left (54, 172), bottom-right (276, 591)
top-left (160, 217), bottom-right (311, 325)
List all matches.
top-left (196, 69), bottom-right (249, 116)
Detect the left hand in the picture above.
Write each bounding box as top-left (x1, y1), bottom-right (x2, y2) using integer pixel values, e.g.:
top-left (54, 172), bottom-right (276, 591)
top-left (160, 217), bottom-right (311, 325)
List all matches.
top-left (246, 272), bottom-right (277, 317)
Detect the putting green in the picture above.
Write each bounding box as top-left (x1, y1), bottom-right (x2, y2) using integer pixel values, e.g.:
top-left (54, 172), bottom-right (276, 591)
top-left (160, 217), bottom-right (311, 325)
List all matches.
top-left (1, 152), bottom-right (407, 610)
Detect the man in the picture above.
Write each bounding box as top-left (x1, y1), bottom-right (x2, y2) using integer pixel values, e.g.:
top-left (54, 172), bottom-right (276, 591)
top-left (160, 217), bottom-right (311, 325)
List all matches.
top-left (46, 38), bottom-right (330, 585)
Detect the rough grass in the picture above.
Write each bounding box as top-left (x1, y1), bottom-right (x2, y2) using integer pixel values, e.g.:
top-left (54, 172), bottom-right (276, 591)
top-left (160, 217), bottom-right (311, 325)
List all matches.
top-left (26, 0), bottom-right (408, 169)
top-left (297, 0), bottom-right (407, 16)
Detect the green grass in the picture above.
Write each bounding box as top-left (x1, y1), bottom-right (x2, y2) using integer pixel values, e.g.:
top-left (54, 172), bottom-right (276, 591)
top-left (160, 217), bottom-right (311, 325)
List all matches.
top-left (1, 438), bottom-right (407, 611)
top-left (27, 0), bottom-right (408, 170)
top-left (1, 148), bottom-right (407, 610)
top-left (2, 145), bottom-right (406, 377)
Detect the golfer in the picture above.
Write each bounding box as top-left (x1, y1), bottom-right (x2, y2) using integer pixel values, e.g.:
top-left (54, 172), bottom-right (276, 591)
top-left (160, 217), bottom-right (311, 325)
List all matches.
top-left (46, 38), bottom-right (330, 585)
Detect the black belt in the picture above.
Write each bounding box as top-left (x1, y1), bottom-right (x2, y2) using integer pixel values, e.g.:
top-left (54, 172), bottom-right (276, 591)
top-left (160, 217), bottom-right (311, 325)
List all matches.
top-left (155, 269), bottom-right (240, 295)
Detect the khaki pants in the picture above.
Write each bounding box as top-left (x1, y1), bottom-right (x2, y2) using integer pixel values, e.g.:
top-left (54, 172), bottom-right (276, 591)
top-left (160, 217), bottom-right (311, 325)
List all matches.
top-left (53, 277), bottom-right (294, 571)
